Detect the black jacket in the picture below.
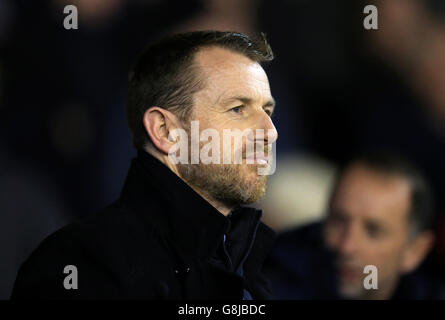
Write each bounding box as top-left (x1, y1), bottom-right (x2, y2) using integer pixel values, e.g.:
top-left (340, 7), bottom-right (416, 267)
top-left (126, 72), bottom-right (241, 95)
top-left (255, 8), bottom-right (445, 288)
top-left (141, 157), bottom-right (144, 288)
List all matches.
top-left (11, 151), bottom-right (276, 299)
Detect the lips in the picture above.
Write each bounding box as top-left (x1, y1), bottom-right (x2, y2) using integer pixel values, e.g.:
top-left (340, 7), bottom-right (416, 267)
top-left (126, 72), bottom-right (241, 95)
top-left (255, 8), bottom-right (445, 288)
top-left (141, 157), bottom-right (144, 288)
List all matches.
top-left (245, 152), bottom-right (269, 165)
top-left (338, 266), bottom-right (361, 282)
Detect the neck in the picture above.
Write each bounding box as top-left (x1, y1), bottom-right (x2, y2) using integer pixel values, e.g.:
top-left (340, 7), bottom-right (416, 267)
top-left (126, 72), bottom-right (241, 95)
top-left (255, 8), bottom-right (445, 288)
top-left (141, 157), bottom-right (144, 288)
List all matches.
top-left (190, 187), bottom-right (234, 216)
top-left (149, 148), bottom-right (235, 216)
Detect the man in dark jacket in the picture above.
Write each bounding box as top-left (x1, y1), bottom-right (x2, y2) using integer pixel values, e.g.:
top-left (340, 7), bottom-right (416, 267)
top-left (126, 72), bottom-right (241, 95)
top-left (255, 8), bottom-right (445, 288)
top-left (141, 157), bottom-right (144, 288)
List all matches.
top-left (11, 31), bottom-right (278, 299)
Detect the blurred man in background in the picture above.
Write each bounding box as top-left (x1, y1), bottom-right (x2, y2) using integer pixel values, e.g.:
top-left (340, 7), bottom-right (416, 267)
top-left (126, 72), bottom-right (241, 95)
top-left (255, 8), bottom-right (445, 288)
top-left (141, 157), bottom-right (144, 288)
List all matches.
top-left (266, 153), bottom-right (443, 299)
top-left (361, 0), bottom-right (445, 268)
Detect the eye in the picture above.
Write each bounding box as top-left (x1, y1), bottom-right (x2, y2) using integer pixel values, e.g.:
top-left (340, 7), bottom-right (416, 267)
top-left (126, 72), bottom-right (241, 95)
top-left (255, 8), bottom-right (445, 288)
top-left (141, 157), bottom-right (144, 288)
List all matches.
top-left (264, 108), bottom-right (273, 117)
top-left (229, 105), bottom-right (244, 114)
top-left (366, 223), bottom-right (382, 239)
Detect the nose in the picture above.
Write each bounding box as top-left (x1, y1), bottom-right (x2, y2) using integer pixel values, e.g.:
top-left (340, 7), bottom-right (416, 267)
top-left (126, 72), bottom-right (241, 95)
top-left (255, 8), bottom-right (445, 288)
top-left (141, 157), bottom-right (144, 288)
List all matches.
top-left (249, 111), bottom-right (278, 145)
top-left (263, 115), bottom-right (278, 144)
top-left (338, 223), bottom-right (360, 257)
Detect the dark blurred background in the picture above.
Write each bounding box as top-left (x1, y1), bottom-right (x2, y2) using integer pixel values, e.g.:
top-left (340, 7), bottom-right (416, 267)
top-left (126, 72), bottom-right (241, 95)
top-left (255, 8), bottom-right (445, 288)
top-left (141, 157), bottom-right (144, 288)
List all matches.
top-left (1, 0), bottom-right (444, 299)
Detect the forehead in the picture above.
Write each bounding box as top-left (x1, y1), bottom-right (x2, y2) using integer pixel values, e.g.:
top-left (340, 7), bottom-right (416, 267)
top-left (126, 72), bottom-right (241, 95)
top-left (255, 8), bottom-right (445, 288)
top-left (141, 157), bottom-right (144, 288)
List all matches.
top-left (332, 165), bottom-right (412, 223)
top-left (193, 46), bottom-right (271, 103)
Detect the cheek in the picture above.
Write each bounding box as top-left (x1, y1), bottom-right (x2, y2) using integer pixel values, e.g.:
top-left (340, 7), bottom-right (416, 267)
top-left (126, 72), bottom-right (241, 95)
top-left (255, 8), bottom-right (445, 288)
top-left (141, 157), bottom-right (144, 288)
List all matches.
top-left (371, 254), bottom-right (404, 288)
top-left (324, 224), bottom-right (342, 249)
top-left (363, 240), bottom-right (406, 277)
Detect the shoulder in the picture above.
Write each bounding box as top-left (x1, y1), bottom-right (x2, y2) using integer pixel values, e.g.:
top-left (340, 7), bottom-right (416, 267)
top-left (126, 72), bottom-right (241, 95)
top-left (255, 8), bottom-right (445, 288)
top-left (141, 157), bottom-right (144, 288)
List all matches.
top-left (11, 201), bottom-right (171, 299)
top-left (274, 222), bottom-right (324, 251)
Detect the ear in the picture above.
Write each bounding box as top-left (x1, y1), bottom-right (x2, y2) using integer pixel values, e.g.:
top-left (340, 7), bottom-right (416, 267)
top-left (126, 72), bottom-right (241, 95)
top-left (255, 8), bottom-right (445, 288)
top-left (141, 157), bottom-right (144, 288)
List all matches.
top-left (400, 231), bottom-right (435, 274)
top-left (142, 107), bottom-right (181, 155)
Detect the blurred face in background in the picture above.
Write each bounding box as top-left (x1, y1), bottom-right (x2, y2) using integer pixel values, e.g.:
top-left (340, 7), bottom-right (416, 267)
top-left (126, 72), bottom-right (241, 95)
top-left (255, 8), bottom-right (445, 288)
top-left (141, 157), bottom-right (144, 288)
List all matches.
top-left (324, 164), bottom-right (414, 299)
top-left (371, 0), bottom-right (445, 123)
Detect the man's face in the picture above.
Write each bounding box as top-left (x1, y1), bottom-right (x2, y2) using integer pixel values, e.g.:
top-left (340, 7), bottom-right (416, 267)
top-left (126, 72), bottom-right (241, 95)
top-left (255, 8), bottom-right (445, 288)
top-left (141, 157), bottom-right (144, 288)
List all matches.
top-left (177, 46), bottom-right (277, 205)
top-left (324, 164), bottom-right (412, 299)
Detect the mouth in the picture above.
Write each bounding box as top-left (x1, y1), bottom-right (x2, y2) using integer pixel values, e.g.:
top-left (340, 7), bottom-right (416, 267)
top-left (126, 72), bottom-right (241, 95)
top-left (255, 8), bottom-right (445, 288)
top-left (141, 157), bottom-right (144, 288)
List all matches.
top-left (244, 152), bottom-right (269, 165)
top-left (338, 266), bottom-right (362, 282)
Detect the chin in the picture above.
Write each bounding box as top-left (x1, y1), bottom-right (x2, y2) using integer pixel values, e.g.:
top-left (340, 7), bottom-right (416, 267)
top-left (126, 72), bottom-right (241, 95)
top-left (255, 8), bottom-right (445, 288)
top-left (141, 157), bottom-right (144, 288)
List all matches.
top-left (339, 282), bottom-right (365, 300)
top-left (241, 175), bottom-right (267, 203)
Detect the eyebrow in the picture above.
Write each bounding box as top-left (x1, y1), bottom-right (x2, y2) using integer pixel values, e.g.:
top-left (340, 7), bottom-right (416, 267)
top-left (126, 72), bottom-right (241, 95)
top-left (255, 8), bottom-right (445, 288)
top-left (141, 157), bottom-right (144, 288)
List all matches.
top-left (220, 95), bottom-right (276, 113)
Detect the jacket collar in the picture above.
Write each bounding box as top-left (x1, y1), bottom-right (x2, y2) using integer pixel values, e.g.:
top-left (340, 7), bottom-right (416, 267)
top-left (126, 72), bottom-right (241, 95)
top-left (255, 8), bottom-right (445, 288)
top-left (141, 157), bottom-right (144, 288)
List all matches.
top-left (119, 150), bottom-right (275, 268)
